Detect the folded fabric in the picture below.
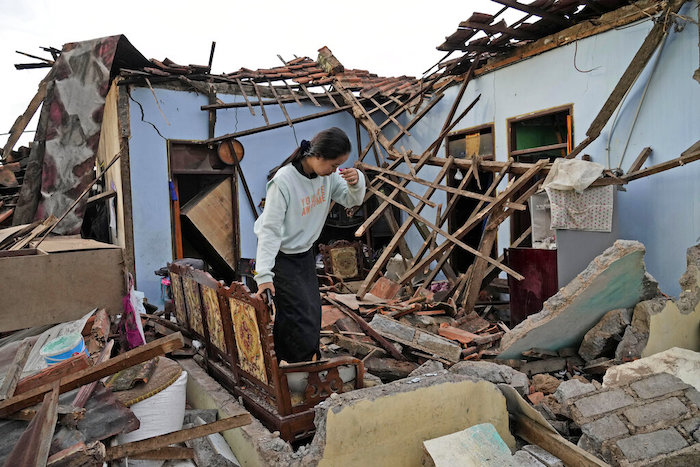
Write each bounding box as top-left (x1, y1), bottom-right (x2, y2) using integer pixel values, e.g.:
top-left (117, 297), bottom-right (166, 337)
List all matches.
top-left (546, 185), bottom-right (614, 232)
top-left (542, 158), bottom-right (605, 193)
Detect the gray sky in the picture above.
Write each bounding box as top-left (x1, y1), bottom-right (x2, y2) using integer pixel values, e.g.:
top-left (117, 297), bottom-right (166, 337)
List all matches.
top-left (0, 0), bottom-right (502, 148)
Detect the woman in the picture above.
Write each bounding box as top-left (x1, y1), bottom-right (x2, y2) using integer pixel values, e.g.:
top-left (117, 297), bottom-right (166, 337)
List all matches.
top-left (254, 127), bottom-right (366, 363)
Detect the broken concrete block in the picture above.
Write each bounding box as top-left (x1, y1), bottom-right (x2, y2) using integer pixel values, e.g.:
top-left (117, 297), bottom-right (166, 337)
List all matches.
top-left (450, 361), bottom-right (530, 396)
top-left (362, 371), bottom-right (383, 387)
top-left (369, 314), bottom-right (462, 362)
top-left (621, 397), bottom-right (687, 427)
top-left (618, 243), bottom-right (700, 361)
top-left (677, 243), bottom-right (700, 313)
top-left (615, 428), bottom-right (688, 462)
top-left (554, 379), bottom-right (596, 403)
top-left (522, 444), bottom-right (564, 467)
top-left (573, 389), bottom-right (635, 418)
top-left (531, 374), bottom-right (561, 395)
top-left (498, 240), bottom-right (659, 359)
top-left (528, 391), bottom-right (545, 405)
top-left (615, 297), bottom-right (666, 361)
top-left (540, 395), bottom-right (570, 419)
top-left (578, 308), bottom-right (632, 362)
top-left (603, 347), bottom-right (700, 390)
top-left (519, 358), bottom-right (567, 377)
top-left (422, 423), bottom-right (514, 466)
top-left (629, 372), bottom-right (691, 399)
top-left (364, 357), bottom-right (418, 382)
top-left (408, 360), bottom-right (445, 378)
top-left (303, 374), bottom-right (515, 466)
top-left (511, 450), bottom-right (547, 466)
top-left (580, 414), bottom-right (629, 450)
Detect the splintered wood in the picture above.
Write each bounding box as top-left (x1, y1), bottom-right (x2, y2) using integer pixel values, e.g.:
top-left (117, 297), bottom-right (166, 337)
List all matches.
top-left (328, 60), bottom-right (547, 311)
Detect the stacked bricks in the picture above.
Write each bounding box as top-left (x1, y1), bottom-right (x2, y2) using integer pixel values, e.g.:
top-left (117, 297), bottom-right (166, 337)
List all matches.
top-left (557, 373), bottom-right (700, 466)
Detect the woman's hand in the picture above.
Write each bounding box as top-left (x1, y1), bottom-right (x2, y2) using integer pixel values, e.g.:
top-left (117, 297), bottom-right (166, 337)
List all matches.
top-left (340, 167), bottom-right (359, 185)
top-left (255, 282), bottom-right (275, 300)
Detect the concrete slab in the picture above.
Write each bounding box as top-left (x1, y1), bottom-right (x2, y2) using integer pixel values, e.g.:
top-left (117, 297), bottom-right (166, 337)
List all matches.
top-left (498, 240), bottom-right (659, 359)
top-left (450, 361), bottom-right (530, 396)
top-left (300, 373), bottom-right (514, 466)
top-left (603, 347), bottom-right (700, 390)
top-left (422, 423), bottom-right (514, 466)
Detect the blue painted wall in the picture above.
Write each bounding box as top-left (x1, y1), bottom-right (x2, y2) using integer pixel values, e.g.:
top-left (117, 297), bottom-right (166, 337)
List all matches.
top-left (128, 87), bottom-right (363, 304)
top-left (128, 4), bottom-right (698, 303)
top-left (388, 4), bottom-right (699, 297)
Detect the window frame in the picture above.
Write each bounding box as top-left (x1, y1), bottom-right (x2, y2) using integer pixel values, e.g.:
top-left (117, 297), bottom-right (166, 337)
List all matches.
top-left (445, 122), bottom-right (496, 161)
top-left (506, 104), bottom-right (574, 161)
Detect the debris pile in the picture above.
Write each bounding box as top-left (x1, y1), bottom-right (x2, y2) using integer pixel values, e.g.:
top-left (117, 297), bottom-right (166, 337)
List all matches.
top-left (0, 309), bottom-right (251, 466)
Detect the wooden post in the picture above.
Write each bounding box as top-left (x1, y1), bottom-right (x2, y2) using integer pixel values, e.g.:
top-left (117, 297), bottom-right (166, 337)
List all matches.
top-left (0, 333), bottom-right (184, 417)
top-left (105, 414), bottom-right (251, 461)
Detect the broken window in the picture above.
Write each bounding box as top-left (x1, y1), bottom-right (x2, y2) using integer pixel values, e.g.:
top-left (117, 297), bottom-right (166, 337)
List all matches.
top-left (507, 107), bottom-right (573, 243)
top-left (508, 107), bottom-right (573, 163)
top-left (446, 124), bottom-right (494, 160)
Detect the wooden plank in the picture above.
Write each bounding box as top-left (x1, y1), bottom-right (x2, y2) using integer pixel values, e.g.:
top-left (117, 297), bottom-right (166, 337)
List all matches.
top-left (299, 83), bottom-right (321, 106)
top-left (367, 183), bottom-right (522, 280)
top-left (130, 446), bottom-right (195, 460)
top-left (462, 218), bottom-right (500, 310)
top-left (388, 93), bottom-right (445, 148)
top-left (72, 340), bottom-right (114, 408)
top-left (104, 414), bottom-right (251, 461)
top-left (15, 353), bottom-right (91, 396)
top-left (181, 179), bottom-right (236, 270)
top-left (267, 79), bottom-right (294, 126)
top-left (356, 158), bottom-right (455, 297)
top-left (370, 97), bottom-right (410, 138)
top-left (0, 340), bottom-right (33, 400)
top-left (358, 162), bottom-right (525, 209)
top-left (373, 174), bottom-right (437, 208)
top-left (2, 74), bottom-right (49, 163)
top-left (8, 215), bottom-right (57, 250)
top-left (510, 142), bottom-right (567, 157)
top-left (0, 333), bottom-right (184, 417)
top-left (204, 105), bottom-right (351, 144)
top-left (567, 0), bottom-right (686, 159)
top-left (483, 226), bottom-right (532, 279)
top-left (515, 414), bottom-right (608, 467)
top-left (622, 140), bottom-right (700, 182)
top-left (399, 159), bottom-right (547, 284)
top-left (320, 85), bottom-right (340, 108)
top-left (491, 0), bottom-right (571, 26)
top-left (325, 296), bottom-right (406, 361)
top-left (4, 380), bottom-right (60, 467)
top-left (235, 78), bottom-right (256, 116)
top-left (251, 81), bottom-right (270, 125)
top-left (353, 94), bottom-right (481, 238)
top-left (36, 382), bottom-right (60, 466)
top-left (283, 80), bottom-right (303, 107)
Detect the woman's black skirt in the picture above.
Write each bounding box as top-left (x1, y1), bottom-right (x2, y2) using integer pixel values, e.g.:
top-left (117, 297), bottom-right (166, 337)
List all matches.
top-left (271, 248), bottom-right (321, 363)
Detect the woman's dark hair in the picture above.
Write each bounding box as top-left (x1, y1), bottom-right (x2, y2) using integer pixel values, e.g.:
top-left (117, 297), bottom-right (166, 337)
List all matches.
top-left (291, 127), bottom-right (351, 163)
top-left (268, 127), bottom-right (352, 179)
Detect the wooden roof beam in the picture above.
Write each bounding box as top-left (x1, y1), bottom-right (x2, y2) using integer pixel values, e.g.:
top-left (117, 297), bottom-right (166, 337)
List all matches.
top-left (491, 0), bottom-right (572, 27)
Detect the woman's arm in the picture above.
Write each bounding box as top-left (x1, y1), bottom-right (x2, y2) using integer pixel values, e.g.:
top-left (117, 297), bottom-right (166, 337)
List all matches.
top-left (253, 181), bottom-right (288, 289)
top-left (329, 168), bottom-right (366, 208)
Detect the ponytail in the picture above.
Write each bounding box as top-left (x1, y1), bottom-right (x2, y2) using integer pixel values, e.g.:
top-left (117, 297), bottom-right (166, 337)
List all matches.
top-left (268, 128), bottom-right (351, 180)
